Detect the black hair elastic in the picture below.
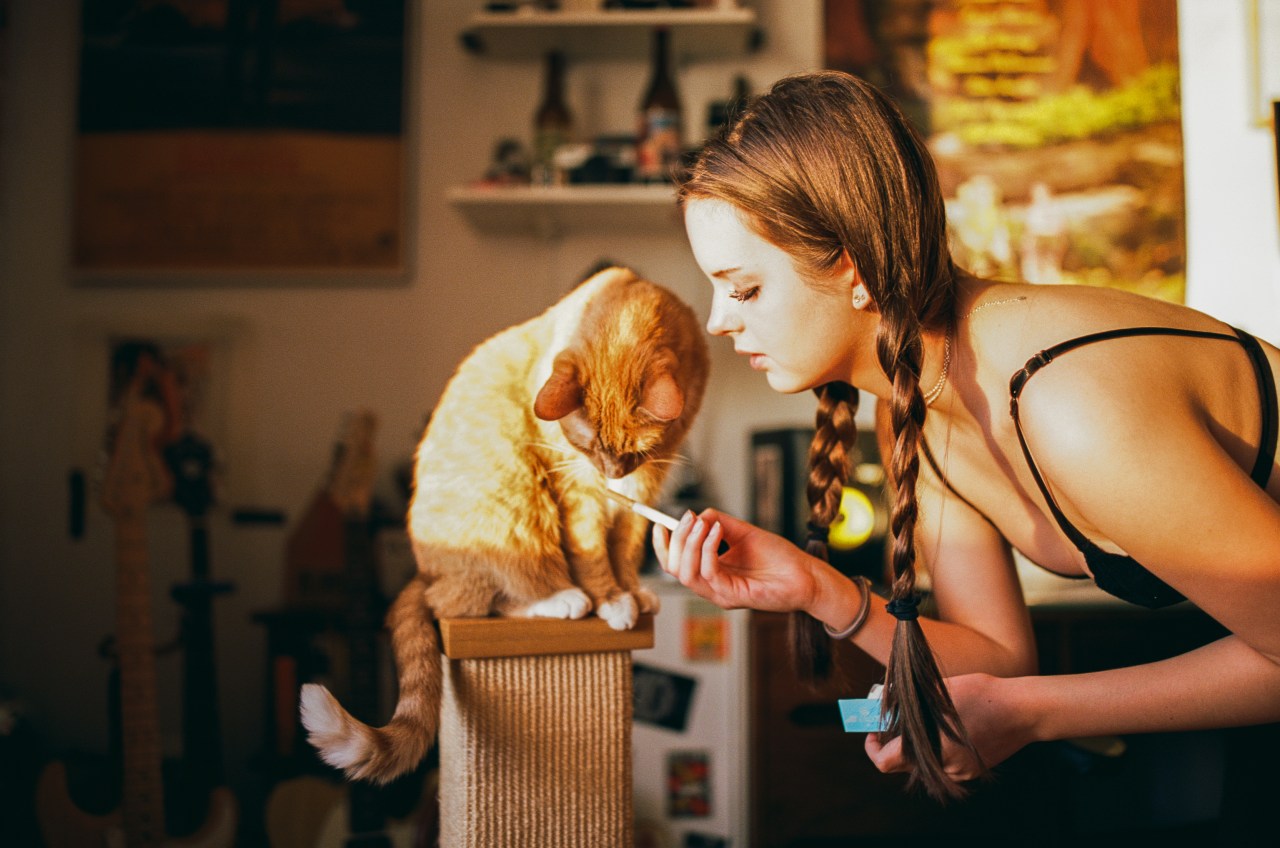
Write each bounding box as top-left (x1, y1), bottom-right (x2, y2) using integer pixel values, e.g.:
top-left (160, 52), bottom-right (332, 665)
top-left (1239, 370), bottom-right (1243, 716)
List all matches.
top-left (805, 522), bottom-right (830, 544)
top-left (886, 595), bottom-right (920, 621)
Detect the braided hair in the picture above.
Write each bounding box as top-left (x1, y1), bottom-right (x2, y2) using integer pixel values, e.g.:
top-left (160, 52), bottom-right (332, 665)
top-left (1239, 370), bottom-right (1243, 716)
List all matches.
top-left (678, 71), bottom-right (983, 800)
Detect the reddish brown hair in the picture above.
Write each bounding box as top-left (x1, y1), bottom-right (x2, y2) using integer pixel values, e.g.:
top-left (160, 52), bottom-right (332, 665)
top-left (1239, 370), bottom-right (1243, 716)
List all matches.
top-left (679, 71), bottom-right (981, 800)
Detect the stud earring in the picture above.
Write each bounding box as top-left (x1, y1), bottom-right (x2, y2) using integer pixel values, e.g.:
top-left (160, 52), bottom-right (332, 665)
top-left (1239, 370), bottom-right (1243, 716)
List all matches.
top-left (853, 292), bottom-right (867, 307)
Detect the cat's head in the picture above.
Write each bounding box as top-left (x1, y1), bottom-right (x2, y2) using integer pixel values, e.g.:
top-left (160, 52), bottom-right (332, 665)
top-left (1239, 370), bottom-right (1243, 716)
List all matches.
top-left (533, 350), bottom-right (685, 479)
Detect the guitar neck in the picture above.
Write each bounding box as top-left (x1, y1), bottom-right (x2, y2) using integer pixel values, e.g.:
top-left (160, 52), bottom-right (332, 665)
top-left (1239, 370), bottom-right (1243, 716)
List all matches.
top-left (114, 510), bottom-right (167, 848)
top-left (177, 512), bottom-right (227, 787)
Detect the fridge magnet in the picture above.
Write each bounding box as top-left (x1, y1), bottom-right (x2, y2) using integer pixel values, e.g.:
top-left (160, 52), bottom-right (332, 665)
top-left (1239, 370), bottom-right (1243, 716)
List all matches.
top-left (666, 750), bottom-right (711, 818)
top-left (683, 597), bottom-right (728, 663)
top-left (633, 662), bottom-right (697, 733)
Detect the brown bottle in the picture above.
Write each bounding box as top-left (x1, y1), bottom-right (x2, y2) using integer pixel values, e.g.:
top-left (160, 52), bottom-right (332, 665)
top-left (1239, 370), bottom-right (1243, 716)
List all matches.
top-left (636, 27), bottom-right (682, 183)
top-left (533, 50), bottom-right (573, 185)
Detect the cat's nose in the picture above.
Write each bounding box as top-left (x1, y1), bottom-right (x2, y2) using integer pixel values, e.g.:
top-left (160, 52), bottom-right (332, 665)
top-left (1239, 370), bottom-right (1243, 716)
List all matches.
top-left (601, 455), bottom-right (637, 479)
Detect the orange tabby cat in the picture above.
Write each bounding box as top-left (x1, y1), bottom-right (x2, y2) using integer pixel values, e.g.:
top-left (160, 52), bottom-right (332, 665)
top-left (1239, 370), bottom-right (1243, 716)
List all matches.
top-left (300, 266), bottom-right (709, 782)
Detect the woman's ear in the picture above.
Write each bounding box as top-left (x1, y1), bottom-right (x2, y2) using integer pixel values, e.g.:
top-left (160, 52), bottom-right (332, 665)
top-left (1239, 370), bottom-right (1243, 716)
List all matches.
top-left (840, 251), bottom-right (873, 311)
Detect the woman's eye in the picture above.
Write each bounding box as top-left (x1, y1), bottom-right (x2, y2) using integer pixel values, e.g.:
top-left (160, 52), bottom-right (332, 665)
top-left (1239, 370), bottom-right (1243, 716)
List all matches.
top-left (728, 287), bottom-right (759, 302)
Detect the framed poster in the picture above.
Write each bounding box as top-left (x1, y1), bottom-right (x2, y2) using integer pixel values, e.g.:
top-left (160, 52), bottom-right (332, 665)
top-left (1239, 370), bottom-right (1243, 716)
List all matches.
top-left (73, 0), bottom-right (408, 283)
top-left (825, 0), bottom-right (1185, 303)
top-left (1252, 0), bottom-right (1280, 126)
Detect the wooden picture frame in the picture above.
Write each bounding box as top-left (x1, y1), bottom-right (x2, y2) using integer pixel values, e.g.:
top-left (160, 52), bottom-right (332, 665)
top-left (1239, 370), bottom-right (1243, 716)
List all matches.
top-left (1251, 0), bottom-right (1280, 127)
top-left (71, 1), bottom-right (410, 285)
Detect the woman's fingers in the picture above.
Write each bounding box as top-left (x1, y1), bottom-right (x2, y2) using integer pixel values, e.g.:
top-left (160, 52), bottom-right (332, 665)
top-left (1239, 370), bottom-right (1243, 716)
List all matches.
top-left (679, 517), bottom-right (707, 585)
top-left (664, 510), bottom-right (696, 582)
top-left (653, 511), bottom-right (733, 604)
top-left (864, 733), bottom-right (906, 773)
top-left (701, 521), bottom-right (723, 581)
top-left (652, 524), bottom-right (670, 569)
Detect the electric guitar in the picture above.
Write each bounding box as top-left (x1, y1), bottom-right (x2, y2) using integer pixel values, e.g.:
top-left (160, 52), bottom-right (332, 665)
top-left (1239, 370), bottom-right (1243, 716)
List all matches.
top-left (266, 411), bottom-right (432, 848)
top-left (37, 381), bottom-right (237, 848)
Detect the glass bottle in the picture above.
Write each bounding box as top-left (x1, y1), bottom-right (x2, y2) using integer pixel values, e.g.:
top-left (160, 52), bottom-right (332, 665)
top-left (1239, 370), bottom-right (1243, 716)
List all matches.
top-left (533, 51), bottom-right (573, 185)
top-left (636, 27), bottom-right (682, 183)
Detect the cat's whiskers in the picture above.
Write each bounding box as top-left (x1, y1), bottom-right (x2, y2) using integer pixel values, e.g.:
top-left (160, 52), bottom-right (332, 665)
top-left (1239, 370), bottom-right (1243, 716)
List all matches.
top-left (531, 439), bottom-right (576, 457)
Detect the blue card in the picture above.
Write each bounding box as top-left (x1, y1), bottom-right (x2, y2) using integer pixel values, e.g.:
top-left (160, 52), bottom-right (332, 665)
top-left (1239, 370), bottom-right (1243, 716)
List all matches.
top-left (838, 698), bottom-right (890, 733)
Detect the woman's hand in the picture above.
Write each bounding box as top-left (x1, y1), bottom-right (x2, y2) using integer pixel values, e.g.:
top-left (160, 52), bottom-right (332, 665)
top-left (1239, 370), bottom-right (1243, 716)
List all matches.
top-left (652, 509), bottom-right (820, 614)
top-left (864, 673), bottom-right (1036, 781)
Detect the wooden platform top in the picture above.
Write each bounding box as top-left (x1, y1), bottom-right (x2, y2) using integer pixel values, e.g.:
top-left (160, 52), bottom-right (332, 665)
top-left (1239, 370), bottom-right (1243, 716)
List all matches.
top-left (439, 614), bottom-right (655, 659)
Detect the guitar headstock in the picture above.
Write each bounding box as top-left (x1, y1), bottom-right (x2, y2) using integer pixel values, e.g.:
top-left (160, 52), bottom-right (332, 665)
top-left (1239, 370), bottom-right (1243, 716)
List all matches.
top-left (327, 410), bottom-right (378, 517)
top-left (165, 431), bottom-right (216, 518)
top-left (102, 380), bottom-right (173, 519)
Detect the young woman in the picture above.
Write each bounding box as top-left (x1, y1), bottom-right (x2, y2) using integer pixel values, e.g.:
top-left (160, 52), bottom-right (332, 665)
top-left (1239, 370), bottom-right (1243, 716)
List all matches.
top-left (655, 70), bottom-right (1280, 801)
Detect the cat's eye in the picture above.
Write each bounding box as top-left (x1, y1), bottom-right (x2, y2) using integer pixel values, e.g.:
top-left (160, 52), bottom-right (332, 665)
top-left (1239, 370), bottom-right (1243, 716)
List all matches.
top-left (728, 286), bottom-right (759, 302)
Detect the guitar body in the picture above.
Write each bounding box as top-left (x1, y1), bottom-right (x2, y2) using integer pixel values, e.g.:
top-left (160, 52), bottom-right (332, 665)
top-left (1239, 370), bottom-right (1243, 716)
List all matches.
top-left (264, 775), bottom-right (423, 848)
top-left (265, 413), bottom-right (437, 848)
top-left (36, 761), bottom-right (238, 848)
top-left (38, 369), bottom-right (237, 848)
top-left (315, 797), bottom-right (417, 848)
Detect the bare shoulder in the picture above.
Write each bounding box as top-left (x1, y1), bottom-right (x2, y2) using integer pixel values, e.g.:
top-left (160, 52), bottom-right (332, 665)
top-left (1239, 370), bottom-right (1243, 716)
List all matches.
top-left (1005, 290), bottom-right (1279, 548)
top-left (969, 282), bottom-right (1224, 367)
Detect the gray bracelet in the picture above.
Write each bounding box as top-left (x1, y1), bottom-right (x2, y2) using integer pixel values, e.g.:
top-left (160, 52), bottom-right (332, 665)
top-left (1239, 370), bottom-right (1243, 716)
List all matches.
top-left (823, 575), bottom-right (872, 640)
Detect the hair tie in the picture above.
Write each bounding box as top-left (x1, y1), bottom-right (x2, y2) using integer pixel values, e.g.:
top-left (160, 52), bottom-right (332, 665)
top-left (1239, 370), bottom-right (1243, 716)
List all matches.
top-left (805, 522), bottom-right (829, 544)
top-left (886, 595), bottom-right (920, 621)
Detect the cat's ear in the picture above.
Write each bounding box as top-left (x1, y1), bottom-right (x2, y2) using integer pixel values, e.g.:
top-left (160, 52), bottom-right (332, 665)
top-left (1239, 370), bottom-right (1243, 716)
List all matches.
top-left (640, 372), bottom-right (684, 421)
top-left (534, 357), bottom-right (583, 421)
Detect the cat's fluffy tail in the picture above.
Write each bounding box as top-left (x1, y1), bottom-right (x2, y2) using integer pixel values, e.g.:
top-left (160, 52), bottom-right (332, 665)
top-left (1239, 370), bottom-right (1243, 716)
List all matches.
top-left (299, 576), bottom-right (441, 784)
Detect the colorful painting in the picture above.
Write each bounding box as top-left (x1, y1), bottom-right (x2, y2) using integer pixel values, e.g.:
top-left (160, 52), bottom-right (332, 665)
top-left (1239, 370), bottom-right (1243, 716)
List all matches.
top-left (825, 0), bottom-right (1185, 302)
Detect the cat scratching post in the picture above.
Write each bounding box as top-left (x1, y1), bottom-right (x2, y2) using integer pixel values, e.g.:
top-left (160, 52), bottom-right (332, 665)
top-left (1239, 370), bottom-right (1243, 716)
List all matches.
top-left (437, 614), bottom-right (654, 848)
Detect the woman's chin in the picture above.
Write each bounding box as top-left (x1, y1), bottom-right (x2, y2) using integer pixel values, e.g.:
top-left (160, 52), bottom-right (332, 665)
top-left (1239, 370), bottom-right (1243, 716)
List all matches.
top-left (763, 372), bottom-right (808, 394)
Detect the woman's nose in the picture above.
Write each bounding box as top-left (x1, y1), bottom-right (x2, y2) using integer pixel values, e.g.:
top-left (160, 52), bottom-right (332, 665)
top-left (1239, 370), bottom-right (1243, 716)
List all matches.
top-left (705, 297), bottom-right (739, 336)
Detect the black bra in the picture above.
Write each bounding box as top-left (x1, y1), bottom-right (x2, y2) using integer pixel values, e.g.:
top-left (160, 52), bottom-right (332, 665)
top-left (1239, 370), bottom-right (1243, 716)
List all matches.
top-left (924, 326), bottom-right (1278, 609)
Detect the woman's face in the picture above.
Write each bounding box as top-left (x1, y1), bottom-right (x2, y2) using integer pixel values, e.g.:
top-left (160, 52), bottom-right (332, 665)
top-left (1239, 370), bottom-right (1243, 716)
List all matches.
top-left (685, 198), bottom-right (866, 394)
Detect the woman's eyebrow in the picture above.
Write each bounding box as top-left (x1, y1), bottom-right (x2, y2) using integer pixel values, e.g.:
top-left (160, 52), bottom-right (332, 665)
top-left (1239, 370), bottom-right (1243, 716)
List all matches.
top-left (711, 267), bottom-right (742, 280)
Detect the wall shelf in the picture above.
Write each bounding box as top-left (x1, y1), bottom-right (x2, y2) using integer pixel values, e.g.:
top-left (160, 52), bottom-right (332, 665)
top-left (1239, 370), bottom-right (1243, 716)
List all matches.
top-left (447, 184), bottom-right (683, 237)
top-left (452, 7), bottom-right (756, 238)
top-left (459, 7), bottom-right (761, 60)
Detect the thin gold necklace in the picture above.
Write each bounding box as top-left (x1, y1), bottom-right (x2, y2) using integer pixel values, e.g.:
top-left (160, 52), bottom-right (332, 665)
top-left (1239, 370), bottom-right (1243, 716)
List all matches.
top-left (924, 294), bottom-right (1028, 408)
top-left (923, 331), bottom-right (952, 407)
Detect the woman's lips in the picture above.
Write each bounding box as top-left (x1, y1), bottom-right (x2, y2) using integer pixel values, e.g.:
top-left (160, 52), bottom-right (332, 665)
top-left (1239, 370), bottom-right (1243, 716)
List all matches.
top-left (747, 353), bottom-right (766, 370)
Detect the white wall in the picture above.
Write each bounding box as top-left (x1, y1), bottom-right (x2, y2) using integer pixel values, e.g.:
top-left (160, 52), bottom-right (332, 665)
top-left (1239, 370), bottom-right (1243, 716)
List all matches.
top-left (1180, 0), bottom-right (1280, 338)
top-left (1, 0), bottom-right (1276, 826)
top-left (0, 0), bottom-right (819, 807)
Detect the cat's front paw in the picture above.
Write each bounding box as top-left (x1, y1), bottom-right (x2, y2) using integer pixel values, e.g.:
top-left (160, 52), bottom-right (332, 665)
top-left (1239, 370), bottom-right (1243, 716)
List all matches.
top-left (520, 588), bottom-right (592, 620)
top-left (634, 585), bottom-right (661, 614)
top-left (597, 592), bottom-right (638, 631)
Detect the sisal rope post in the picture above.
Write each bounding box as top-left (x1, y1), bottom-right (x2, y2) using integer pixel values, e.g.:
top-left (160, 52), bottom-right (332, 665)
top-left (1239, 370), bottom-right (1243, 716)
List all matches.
top-left (437, 615), bottom-right (654, 848)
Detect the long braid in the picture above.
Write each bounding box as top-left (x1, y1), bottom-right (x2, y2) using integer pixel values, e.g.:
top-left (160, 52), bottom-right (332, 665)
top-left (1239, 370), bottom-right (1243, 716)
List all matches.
top-left (875, 315), bottom-right (983, 801)
top-left (790, 381), bottom-right (859, 682)
top-left (679, 69), bottom-right (984, 800)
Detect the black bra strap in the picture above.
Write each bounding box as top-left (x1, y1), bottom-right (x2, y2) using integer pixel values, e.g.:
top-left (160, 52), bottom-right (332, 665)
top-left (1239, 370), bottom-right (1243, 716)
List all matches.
top-left (1008, 326), bottom-right (1241, 400)
top-left (1009, 326), bottom-right (1276, 548)
top-left (1235, 327), bottom-right (1278, 488)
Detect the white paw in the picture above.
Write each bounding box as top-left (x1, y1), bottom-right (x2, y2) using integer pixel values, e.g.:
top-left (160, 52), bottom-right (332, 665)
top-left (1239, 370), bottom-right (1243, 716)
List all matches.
top-left (634, 586), bottom-right (661, 614)
top-left (521, 588), bottom-right (592, 620)
top-left (597, 593), bottom-right (638, 631)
